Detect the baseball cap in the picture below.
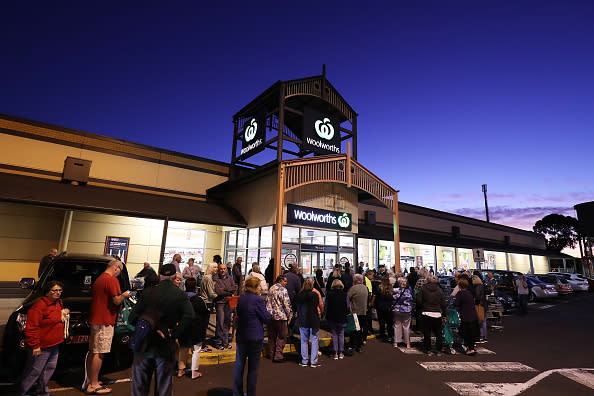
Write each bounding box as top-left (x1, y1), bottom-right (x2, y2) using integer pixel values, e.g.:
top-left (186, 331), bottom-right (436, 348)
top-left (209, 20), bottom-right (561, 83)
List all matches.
top-left (159, 264), bottom-right (176, 276)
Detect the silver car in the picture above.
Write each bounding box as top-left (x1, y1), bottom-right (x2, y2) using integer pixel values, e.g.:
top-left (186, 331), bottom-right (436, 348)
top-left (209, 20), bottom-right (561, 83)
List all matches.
top-left (550, 272), bottom-right (589, 292)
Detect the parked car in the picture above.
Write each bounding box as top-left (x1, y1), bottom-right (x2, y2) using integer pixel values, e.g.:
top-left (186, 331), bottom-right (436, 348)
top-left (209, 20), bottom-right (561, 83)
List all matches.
top-left (549, 272), bottom-right (590, 292)
top-left (1, 253), bottom-right (134, 378)
top-left (524, 276), bottom-right (558, 301)
top-left (479, 270), bottom-right (521, 299)
top-left (492, 289), bottom-right (517, 312)
top-left (534, 274), bottom-right (573, 295)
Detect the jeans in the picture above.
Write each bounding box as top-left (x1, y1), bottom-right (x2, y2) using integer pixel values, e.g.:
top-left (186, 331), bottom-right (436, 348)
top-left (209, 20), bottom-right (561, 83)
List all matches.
top-left (480, 318), bottom-right (488, 339)
top-left (21, 344), bottom-right (59, 396)
top-left (392, 311), bottom-right (411, 345)
top-left (233, 341), bottom-right (263, 396)
top-left (518, 294), bottom-right (528, 315)
top-left (215, 303), bottom-right (231, 345)
top-left (299, 327), bottom-right (319, 365)
top-left (422, 315), bottom-right (443, 352)
top-left (327, 320), bottom-right (346, 354)
top-left (267, 320), bottom-right (287, 361)
top-left (131, 355), bottom-right (174, 396)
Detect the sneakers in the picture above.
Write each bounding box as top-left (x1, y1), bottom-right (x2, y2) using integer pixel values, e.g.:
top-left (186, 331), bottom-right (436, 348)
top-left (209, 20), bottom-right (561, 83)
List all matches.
top-left (477, 338), bottom-right (488, 344)
top-left (298, 362), bottom-right (308, 367)
top-left (200, 345), bottom-right (212, 353)
top-left (333, 354), bottom-right (338, 360)
top-left (425, 350), bottom-right (434, 356)
top-left (338, 353), bottom-right (344, 359)
top-left (310, 363), bottom-right (321, 368)
top-left (223, 344), bottom-right (233, 350)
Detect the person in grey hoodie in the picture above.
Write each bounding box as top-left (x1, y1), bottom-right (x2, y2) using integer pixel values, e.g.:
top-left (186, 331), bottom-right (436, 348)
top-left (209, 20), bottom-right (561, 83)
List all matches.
top-left (416, 275), bottom-right (447, 355)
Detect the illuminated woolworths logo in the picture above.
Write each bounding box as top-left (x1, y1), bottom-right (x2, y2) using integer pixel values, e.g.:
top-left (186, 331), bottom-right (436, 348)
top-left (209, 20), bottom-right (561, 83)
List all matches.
top-left (245, 118), bottom-right (258, 142)
top-left (315, 117), bottom-right (334, 140)
top-left (337, 213), bottom-right (350, 229)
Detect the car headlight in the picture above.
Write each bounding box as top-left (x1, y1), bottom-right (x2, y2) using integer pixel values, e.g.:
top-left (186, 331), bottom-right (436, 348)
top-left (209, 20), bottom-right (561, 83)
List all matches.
top-left (16, 312), bottom-right (27, 332)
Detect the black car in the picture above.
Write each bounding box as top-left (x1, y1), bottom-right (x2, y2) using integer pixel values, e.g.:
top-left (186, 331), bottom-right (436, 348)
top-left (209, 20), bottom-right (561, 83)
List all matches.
top-left (1, 253), bottom-right (134, 378)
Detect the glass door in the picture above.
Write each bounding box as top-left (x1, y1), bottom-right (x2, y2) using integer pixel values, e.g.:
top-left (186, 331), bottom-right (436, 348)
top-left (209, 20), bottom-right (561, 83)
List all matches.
top-left (300, 251), bottom-right (318, 276)
top-left (320, 252), bottom-right (337, 278)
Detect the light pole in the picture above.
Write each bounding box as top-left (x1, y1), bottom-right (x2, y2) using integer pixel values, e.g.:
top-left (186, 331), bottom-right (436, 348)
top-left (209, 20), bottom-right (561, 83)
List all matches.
top-left (482, 184), bottom-right (490, 222)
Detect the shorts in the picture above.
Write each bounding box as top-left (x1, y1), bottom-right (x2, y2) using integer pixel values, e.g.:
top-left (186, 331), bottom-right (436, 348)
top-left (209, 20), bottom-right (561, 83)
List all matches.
top-left (89, 324), bottom-right (114, 354)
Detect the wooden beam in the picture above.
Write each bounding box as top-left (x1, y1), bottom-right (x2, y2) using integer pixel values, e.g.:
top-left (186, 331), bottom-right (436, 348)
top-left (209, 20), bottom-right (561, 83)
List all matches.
top-left (273, 162), bottom-right (285, 280)
top-left (393, 191), bottom-right (400, 272)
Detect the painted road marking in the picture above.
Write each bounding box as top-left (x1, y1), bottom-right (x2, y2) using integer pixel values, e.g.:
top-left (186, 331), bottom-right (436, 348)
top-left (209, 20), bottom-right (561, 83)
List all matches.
top-left (399, 346), bottom-right (495, 355)
top-left (419, 361), bottom-right (536, 372)
top-left (538, 304), bottom-right (554, 310)
top-left (446, 368), bottom-right (594, 395)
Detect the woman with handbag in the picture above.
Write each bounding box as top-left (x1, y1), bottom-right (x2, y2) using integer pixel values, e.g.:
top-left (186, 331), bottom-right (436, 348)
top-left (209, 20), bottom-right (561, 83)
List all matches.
top-left (472, 271), bottom-right (488, 342)
top-left (392, 277), bottom-right (413, 349)
top-left (22, 280), bottom-right (69, 396)
top-left (454, 278), bottom-right (480, 356)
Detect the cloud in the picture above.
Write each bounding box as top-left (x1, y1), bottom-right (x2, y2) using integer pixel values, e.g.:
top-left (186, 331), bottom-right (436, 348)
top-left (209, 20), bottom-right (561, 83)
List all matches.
top-left (450, 205), bottom-right (576, 231)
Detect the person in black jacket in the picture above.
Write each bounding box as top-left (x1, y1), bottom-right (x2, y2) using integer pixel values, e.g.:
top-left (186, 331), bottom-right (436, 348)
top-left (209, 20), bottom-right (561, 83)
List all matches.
top-left (295, 278), bottom-right (321, 367)
top-left (313, 269), bottom-right (326, 298)
top-left (177, 278), bottom-right (209, 379)
top-left (374, 278), bottom-right (394, 342)
top-left (325, 279), bottom-right (349, 360)
top-left (416, 275), bottom-right (447, 356)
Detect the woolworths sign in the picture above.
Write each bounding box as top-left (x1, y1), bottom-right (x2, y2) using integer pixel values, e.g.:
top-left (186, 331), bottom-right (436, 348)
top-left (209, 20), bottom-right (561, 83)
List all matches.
top-left (302, 107), bottom-right (340, 156)
top-left (286, 204), bottom-right (352, 231)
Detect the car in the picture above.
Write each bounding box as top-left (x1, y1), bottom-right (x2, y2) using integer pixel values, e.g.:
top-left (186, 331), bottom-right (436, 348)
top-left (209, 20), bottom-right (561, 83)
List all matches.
top-left (479, 270), bottom-right (521, 299)
top-left (491, 289), bottom-right (517, 312)
top-left (534, 274), bottom-right (573, 295)
top-left (1, 253), bottom-right (135, 378)
top-left (524, 276), bottom-right (558, 301)
top-left (549, 272), bottom-right (590, 292)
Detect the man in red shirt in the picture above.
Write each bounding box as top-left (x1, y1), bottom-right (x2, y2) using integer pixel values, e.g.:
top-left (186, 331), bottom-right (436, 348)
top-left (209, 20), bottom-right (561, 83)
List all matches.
top-left (83, 260), bottom-right (131, 394)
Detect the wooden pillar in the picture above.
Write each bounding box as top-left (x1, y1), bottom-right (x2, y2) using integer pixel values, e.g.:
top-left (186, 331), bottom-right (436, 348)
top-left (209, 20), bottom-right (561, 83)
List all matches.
top-left (393, 191), bottom-right (400, 272)
top-left (346, 142), bottom-right (352, 187)
top-left (57, 210), bottom-right (73, 254)
top-left (352, 114), bottom-right (358, 161)
top-left (273, 162), bottom-right (285, 279)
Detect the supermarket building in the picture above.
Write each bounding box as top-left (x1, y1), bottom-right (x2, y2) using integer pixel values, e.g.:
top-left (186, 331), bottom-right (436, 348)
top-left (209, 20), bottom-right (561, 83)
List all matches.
top-left (0, 73), bottom-right (574, 281)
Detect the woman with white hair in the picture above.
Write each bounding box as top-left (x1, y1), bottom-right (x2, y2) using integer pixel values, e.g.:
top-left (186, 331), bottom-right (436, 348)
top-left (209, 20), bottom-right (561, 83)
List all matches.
top-left (249, 263), bottom-right (268, 296)
top-left (392, 277), bottom-right (413, 349)
top-left (347, 274), bottom-right (368, 353)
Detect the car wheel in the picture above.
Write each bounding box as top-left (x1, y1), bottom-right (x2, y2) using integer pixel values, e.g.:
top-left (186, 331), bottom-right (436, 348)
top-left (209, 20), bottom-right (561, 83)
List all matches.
top-left (529, 292), bottom-right (536, 302)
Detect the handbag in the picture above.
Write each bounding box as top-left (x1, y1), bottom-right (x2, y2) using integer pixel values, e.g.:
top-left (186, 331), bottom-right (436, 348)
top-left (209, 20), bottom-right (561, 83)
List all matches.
top-left (475, 305), bottom-right (485, 323)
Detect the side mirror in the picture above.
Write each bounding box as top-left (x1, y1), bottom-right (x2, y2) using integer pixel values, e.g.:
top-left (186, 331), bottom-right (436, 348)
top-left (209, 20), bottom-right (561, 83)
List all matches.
top-left (19, 278), bottom-right (36, 289)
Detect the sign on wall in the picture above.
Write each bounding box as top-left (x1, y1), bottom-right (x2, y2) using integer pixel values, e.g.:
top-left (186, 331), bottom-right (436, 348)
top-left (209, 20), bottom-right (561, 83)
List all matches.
top-left (287, 203), bottom-right (352, 231)
top-left (104, 236), bottom-right (130, 264)
top-left (302, 107), bottom-right (341, 155)
top-left (239, 112), bottom-right (266, 160)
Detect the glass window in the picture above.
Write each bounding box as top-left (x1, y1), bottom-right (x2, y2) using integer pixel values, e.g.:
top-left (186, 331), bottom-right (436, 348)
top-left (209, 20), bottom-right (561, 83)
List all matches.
top-left (248, 228), bottom-right (259, 249)
top-left (436, 247), bottom-right (455, 274)
top-left (339, 233), bottom-right (354, 248)
top-left (225, 251), bottom-right (236, 266)
top-left (246, 249), bottom-right (259, 274)
top-left (164, 222), bottom-right (206, 273)
top-left (259, 249), bottom-right (272, 272)
top-left (237, 229), bottom-right (247, 250)
top-left (301, 229), bottom-right (337, 245)
top-left (228, 231), bottom-right (237, 248)
top-left (260, 226), bottom-right (273, 247)
top-left (357, 238), bottom-right (377, 269)
top-left (378, 240), bottom-right (394, 269)
top-left (458, 248), bottom-right (473, 270)
top-left (282, 226), bottom-right (300, 243)
top-left (281, 248), bottom-right (298, 270)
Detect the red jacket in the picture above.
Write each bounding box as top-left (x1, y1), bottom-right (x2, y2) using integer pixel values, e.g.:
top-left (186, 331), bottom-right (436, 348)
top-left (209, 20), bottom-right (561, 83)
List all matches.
top-left (25, 296), bottom-right (65, 349)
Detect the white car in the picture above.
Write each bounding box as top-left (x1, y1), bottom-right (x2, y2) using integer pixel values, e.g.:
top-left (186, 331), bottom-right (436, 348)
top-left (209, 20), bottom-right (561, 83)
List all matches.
top-left (549, 272), bottom-right (589, 292)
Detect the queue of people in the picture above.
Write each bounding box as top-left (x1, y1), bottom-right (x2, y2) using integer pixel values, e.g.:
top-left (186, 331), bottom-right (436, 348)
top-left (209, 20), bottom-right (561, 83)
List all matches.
top-left (23, 253), bottom-right (495, 396)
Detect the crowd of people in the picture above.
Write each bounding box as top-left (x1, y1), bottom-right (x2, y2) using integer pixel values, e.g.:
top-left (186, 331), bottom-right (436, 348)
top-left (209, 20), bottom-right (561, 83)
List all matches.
top-left (22, 251), bottom-right (511, 396)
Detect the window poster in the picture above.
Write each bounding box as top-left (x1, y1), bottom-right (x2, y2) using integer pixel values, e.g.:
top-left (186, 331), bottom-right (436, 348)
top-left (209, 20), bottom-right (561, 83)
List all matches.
top-left (104, 236), bottom-right (130, 264)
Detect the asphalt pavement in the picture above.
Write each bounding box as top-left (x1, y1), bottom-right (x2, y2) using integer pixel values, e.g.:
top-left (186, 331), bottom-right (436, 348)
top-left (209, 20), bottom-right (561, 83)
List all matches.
top-left (3, 292), bottom-right (594, 395)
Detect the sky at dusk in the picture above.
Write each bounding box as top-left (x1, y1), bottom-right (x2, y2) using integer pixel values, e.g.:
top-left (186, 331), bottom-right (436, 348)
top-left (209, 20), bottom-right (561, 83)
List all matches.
top-left (2, 1), bottom-right (593, 250)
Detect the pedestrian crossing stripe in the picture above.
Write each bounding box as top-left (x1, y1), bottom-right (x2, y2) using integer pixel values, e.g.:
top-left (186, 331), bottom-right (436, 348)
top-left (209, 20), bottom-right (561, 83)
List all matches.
top-left (538, 304), bottom-right (554, 310)
top-left (398, 346), bottom-right (495, 354)
top-left (446, 368), bottom-right (594, 395)
top-left (419, 362), bottom-right (537, 372)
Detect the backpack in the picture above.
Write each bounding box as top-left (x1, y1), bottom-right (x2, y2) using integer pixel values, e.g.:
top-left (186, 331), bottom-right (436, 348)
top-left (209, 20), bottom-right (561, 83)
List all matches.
top-left (129, 286), bottom-right (162, 353)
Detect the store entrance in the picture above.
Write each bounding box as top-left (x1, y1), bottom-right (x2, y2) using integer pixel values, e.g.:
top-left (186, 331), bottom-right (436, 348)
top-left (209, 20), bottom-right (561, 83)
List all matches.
top-left (300, 251), bottom-right (336, 278)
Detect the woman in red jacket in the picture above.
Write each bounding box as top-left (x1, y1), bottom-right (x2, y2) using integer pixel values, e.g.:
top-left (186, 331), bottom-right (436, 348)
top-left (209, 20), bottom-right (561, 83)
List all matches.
top-left (22, 280), bottom-right (69, 396)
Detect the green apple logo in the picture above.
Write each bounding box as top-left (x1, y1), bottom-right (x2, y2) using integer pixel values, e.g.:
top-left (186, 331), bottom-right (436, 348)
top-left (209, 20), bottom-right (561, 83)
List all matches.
top-left (337, 213), bottom-right (350, 228)
top-left (315, 117), bottom-right (334, 140)
top-left (245, 118), bottom-right (258, 142)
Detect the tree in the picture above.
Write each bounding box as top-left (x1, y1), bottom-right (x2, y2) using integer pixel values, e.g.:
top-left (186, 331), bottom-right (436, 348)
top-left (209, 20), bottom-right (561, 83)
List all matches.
top-left (533, 214), bottom-right (579, 252)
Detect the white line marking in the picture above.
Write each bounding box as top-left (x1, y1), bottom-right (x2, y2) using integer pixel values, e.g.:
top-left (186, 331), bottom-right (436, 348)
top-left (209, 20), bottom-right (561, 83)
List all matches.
top-left (419, 362), bottom-right (536, 372)
top-left (446, 368), bottom-right (594, 395)
top-left (538, 304), bottom-right (554, 310)
top-left (476, 347), bottom-right (496, 355)
top-left (398, 347), bottom-right (424, 354)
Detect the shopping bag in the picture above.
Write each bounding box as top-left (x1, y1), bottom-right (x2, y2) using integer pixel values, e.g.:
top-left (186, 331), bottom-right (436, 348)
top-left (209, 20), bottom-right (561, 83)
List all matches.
top-left (346, 313), bottom-right (361, 333)
top-left (447, 308), bottom-right (460, 328)
top-left (475, 305), bottom-right (485, 323)
top-left (115, 298), bottom-right (135, 334)
top-left (443, 325), bottom-right (454, 345)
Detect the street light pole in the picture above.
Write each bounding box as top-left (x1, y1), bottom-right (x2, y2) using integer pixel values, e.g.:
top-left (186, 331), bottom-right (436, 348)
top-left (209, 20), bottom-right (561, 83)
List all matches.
top-left (482, 184), bottom-right (490, 222)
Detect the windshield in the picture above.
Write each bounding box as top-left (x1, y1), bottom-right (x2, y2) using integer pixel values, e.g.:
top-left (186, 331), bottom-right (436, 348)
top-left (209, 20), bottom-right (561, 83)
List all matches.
top-left (43, 259), bottom-right (130, 298)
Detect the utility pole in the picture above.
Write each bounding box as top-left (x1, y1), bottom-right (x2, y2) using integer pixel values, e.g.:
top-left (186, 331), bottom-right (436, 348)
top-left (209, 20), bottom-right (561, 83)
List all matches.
top-left (482, 184), bottom-right (490, 222)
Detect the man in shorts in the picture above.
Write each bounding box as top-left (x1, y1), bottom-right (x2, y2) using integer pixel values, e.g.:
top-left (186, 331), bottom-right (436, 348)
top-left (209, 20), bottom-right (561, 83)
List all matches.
top-left (83, 260), bottom-right (131, 394)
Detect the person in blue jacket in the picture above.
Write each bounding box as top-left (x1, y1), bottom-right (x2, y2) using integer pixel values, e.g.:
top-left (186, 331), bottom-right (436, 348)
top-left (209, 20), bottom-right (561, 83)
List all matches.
top-left (233, 276), bottom-right (271, 396)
